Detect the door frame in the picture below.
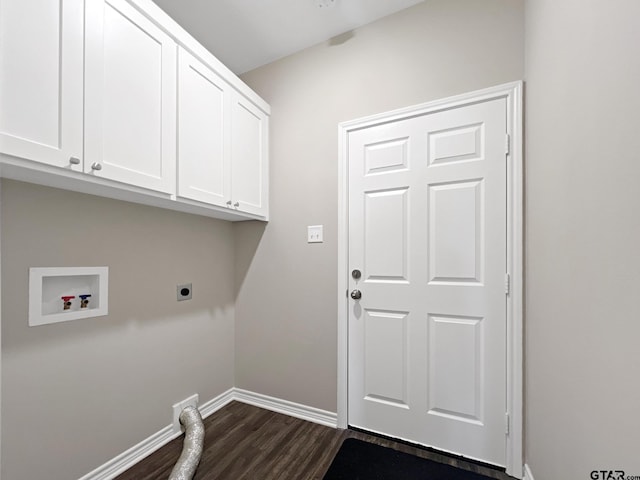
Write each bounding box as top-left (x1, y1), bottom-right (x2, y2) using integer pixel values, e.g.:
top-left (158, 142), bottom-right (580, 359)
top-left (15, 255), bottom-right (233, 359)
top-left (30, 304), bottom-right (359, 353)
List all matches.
top-left (336, 81), bottom-right (523, 478)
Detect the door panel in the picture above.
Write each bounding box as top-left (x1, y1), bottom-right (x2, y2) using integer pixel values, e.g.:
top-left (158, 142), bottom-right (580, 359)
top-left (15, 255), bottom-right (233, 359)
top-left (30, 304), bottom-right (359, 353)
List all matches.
top-left (428, 179), bottom-right (483, 283)
top-left (0, 0), bottom-right (83, 168)
top-left (177, 47), bottom-right (230, 206)
top-left (428, 314), bottom-right (484, 423)
top-left (230, 94), bottom-right (268, 216)
top-left (85, 0), bottom-right (176, 193)
top-left (364, 138), bottom-right (409, 175)
top-left (363, 309), bottom-right (409, 407)
top-left (428, 123), bottom-right (484, 166)
top-left (364, 189), bottom-right (409, 282)
top-left (102, 3), bottom-right (162, 176)
top-left (348, 97), bottom-right (507, 466)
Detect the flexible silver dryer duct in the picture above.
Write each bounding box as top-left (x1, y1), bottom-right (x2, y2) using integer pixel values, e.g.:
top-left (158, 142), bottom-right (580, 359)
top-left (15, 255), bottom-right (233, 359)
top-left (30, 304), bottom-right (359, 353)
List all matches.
top-left (168, 406), bottom-right (205, 480)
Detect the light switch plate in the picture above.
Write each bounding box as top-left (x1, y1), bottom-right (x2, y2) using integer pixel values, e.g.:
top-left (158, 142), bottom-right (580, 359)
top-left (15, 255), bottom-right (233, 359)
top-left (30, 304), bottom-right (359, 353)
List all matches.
top-left (307, 225), bottom-right (323, 243)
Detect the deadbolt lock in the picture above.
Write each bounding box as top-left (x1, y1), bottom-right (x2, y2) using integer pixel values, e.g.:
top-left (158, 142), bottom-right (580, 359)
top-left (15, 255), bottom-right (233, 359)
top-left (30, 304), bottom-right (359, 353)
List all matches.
top-left (352, 269), bottom-right (361, 280)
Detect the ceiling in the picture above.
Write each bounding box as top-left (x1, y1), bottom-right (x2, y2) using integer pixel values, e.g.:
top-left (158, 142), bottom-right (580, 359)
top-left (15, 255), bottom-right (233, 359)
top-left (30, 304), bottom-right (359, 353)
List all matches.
top-left (151, 0), bottom-right (424, 74)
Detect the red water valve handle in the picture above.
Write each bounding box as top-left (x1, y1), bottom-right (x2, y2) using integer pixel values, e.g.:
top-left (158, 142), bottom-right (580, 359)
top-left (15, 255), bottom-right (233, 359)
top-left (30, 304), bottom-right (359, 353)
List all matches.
top-left (61, 296), bottom-right (75, 302)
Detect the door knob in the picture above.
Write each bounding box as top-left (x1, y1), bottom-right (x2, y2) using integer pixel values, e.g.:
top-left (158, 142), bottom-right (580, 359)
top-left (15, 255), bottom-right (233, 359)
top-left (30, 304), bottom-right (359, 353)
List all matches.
top-left (350, 289), bottom-right (362, 300)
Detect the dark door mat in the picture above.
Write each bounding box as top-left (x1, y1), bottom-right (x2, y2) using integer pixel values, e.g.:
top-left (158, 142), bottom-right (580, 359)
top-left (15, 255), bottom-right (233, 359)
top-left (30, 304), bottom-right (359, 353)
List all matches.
top-left (323, 438), bottom-right (496, 480)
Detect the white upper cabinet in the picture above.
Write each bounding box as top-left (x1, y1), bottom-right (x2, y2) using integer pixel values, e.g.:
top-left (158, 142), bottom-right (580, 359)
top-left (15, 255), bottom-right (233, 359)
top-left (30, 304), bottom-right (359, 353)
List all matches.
top-left (178, 47), bottom-right (269, 218)
top-left (177, 47), bottom-right (231, 207)
top-left (84, 0), bottom-right (176, 194)
top-left (0, 0), bottom-right (84, 169)
top-left (0, 0), bottom-right (269, 220)
top-left (230, 93), bottom-right (269, 218)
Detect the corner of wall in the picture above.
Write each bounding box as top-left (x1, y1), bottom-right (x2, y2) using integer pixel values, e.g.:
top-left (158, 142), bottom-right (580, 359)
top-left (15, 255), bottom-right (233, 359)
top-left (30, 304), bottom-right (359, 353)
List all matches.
top-left (523, 464), bottom-right (535, 480)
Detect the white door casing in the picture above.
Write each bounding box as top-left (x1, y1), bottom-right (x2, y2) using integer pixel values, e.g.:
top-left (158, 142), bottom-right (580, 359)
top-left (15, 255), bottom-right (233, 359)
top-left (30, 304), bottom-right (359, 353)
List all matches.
top-left (337, 82), bottom-right (523, 478)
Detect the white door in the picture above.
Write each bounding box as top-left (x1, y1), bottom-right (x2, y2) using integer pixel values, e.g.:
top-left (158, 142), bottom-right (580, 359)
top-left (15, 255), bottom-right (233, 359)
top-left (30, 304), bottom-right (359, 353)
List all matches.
top-left (0, 0), bottom-right (83, 168)
top-left (85, 0), bottom-right (176, 193)
top-left (348, 97), bottom-right (508, 465)
top-left (230, 93), bottom-right (269, 217)
top-left (177, 47), bottom-right (231, 207)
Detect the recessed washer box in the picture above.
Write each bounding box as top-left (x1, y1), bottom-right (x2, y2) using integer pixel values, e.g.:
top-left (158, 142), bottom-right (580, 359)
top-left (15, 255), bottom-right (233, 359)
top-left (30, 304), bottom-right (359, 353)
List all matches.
top-left (29, 267), bottom-right (109, 326)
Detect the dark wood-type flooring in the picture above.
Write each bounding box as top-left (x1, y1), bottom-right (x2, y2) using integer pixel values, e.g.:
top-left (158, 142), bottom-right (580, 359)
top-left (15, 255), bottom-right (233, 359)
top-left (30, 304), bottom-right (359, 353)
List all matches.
top-left (115, 401), bottom-right (515, 480)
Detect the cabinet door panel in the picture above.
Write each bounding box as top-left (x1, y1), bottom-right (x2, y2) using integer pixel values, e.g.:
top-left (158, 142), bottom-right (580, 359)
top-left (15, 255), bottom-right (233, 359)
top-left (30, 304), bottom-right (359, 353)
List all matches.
top-left (231, 94), bottom-right (268, 217)
top-left (0, 0), bottom-right (83, 168)
top-left (85, 0), bottom-right (176, 193)
top-left (177, 48), bottom-right (230, 206)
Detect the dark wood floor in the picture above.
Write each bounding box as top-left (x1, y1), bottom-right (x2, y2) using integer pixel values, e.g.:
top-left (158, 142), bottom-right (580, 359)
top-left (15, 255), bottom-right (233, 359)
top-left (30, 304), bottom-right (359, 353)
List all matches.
top-left (115, 401), bottom-right (515, 480)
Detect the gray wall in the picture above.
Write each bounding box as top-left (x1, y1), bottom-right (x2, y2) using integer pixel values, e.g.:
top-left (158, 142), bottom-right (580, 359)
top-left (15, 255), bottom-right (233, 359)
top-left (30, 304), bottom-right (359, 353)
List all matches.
top-left (6, 1), bottom-right (639, 479)
top-left (524, 0), bottom-right (640, 478)
top-left (236, 0), bottom-right (524, 412)
top-left (1, 180), bottom-right (235, 480)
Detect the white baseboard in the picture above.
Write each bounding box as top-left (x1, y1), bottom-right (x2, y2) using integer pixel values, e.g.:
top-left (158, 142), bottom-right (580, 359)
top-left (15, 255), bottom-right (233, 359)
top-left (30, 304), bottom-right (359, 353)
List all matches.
top-left (233, 388), bottom-right (338, 428)
top-left (78, 388), bottom-right (235, 480)
top-left (523, 464), bottom-right (535, 480)
top-left (78, 388), bottom-right (336, 480)
top-left (77, 423), bottom-right (179, 480)
top-left (200, 387), bottom-right (236, 418)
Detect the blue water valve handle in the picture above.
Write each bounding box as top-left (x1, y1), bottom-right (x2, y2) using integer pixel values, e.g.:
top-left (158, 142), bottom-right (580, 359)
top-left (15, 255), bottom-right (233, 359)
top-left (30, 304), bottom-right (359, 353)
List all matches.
top-left (79, 294), bottom-right (92, 308)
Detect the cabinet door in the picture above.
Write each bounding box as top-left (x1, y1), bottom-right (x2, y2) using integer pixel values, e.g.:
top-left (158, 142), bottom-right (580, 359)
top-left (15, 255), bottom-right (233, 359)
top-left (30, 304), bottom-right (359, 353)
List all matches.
top-left (85, 0), bottom-right (176, 194)
top-left (177, 47), bottom-right (231, 207)
top-left (231, 93), bottom-right (269, 218)
top-left (0, 0), bottom-right (83, 169)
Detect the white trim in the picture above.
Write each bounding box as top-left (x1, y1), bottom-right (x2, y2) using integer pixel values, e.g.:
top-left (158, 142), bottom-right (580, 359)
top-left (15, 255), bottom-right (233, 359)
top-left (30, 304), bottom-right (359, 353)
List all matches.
top-left (524, 464), bottom-right (536, 480)
top-left (0, 158), bottom-right (267, 222)
top-left (337, 117), bottom-right (349, 430)
top-left (505, 82), bottom-right (525, 480)
top-left (337, 81), bottom-right (524, 478)
top-left (78, 388), bottom-right (235, 480)
top-left (78, 388), bottom-right (336, 479)
top-left (199, 388), bottom-right (236, 419)
top-left (233, 389), bottom-right (338, 428)
top-left (78, 424), bottom-right (179, 480)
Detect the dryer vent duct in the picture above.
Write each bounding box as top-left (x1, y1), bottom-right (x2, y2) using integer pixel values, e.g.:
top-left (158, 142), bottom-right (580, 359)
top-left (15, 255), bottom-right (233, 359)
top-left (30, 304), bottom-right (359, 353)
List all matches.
top-left (168, 406), bottom-right (205, 480)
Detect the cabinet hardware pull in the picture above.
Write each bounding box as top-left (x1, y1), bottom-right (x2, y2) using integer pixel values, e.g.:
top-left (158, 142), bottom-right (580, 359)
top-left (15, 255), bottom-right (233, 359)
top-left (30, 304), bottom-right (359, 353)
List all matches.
top-left (69, 157), bottom-right (81, 165)
top-left (91, 162), bottom-right (102, 171)
top-left (233, 202), bottom-right (240, 208)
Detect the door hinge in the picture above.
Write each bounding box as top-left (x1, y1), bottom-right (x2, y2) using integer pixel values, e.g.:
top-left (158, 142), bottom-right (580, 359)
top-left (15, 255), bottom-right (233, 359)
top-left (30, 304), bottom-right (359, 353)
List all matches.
top-left (504, 273), bottom-right (511, 295)
top-left (505, 134), bottom-right (511, 155)
top-left (505, 413), bottom-right (510, 435)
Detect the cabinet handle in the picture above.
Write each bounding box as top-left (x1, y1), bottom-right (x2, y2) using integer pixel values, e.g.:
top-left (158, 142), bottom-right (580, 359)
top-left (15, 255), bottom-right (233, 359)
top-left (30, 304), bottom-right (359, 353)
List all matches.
top-left (226, 200), bottom-right (232, 206)
top-left (91, 162), bottom-right (103, 171)
top-left (233, 202), bottom-right (240, 208)
top-left (69, 157), bottom-right (81, 165)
